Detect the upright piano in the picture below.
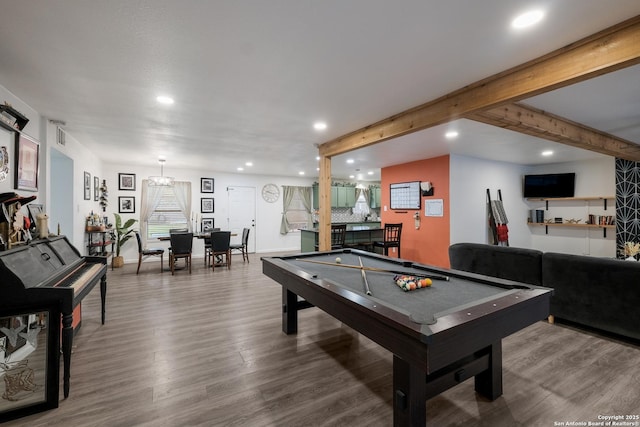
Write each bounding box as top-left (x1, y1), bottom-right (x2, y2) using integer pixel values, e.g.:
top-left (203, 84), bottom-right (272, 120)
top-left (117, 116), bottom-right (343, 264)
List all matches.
top-left (0, 235), bottom-right (107, 398)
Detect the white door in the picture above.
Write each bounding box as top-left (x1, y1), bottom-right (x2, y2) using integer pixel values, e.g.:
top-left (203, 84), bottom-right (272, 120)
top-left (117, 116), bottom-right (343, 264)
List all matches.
top-left (227, 186), bottom-right (256, 253)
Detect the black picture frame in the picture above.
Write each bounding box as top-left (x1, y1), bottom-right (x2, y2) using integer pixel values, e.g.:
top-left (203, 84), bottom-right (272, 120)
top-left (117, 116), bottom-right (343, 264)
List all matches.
top-left (0, 304), bottom-right (61, 423)
top-left (389, 181), bottom-right (421, 210)
top-left (83, 172), bottom-right (91, 200)
top-left (118, 196), bottom-right (135, 213)
top-left (201, 218), bottom-right (214, 231)
top-left (201, 177), bottom-right (214, 193)
top-left (201, 198), bottom-right (214, 213)
top-left (93, 176), bottom-right (99, 201)
top-left (14, 133), bottom-right (39, 192)
top-left (118, 173), bottom-right (136, 191)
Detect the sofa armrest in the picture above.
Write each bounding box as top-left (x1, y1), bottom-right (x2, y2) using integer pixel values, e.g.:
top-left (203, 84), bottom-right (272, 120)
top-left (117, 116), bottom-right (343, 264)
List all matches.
top-left (543, 252), bottom-right (640, 340)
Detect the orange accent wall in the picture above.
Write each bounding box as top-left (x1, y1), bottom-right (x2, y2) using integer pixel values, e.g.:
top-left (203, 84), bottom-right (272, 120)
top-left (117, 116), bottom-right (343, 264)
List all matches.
top-left (380, 155), bottom-right (450, 268)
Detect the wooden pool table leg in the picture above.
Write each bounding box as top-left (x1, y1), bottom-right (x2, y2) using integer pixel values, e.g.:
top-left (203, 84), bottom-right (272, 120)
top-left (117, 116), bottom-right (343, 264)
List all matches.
top-left (393, 355), bottom-right (426, 426)
top-left (282, 288), bottom-right (298, 334)
top-left (474, 341), bottom-right (503, 400)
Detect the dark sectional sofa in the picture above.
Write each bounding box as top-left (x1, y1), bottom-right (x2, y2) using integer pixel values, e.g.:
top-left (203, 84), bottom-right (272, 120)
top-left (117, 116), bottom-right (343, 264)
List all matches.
top-left (448, 243), bottom-right (640, 341)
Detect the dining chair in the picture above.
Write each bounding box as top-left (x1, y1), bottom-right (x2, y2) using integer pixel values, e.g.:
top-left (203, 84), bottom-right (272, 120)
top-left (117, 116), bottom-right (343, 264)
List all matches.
top-left (315, 224), bottom-right (347, 250)
top-left (373, 223), bottom-right (403, 257)
top-left (210, 231), bottom-right (231, 270)
top-left (203, 228), bottom-right (222, 266)
top-left (135, 231), bottom-right (164, 274)
top-left (169, 232), bottom-right (193, 275)
top-left (230, 228), bottom-right (250, 263)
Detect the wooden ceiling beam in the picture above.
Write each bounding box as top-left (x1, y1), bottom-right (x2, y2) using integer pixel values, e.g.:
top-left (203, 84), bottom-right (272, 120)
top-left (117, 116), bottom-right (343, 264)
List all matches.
top-left (468, 103), bottom-right (640, 162)
top-left (318, 14), bottom-right (640, 158)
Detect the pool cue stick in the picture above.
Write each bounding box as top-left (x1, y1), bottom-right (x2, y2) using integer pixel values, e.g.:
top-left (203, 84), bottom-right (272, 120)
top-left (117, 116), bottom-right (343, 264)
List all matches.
top-left (358, 256), bottom-right (372, 296)
top-left (295, 259), bottom-right (449, 281)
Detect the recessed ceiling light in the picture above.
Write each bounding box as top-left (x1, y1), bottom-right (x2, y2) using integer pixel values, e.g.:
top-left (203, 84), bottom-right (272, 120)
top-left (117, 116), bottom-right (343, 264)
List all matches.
top-left (237, 167), bottom-right (244, 171)
top-left (313, 122), bottom-right (327, 131)
top-left (316, 156), bottom-right (320, 161)
top-left (445, 131), bottom-right (459, 139)
top-left (512, 10), bottom-right (544, 29)
top-left (245, 161), bottom-right (253, 167)
top-left (349, 175), bottom-right (355, 179)
top-left (156, 95), bottom-right (174, 105)
top-left (299, 171), bottom-right (305, 175)
top-left (346, 159), bottom-right (354, 164)
top-left (542, 150), bottom-right (553, 156)
top-left (367, 171), bottom-right (374, 175)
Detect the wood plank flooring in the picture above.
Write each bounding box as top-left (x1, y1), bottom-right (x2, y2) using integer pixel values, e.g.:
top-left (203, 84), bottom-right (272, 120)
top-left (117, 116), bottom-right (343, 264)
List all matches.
top-left (5, 253), bottom-right (639, 426)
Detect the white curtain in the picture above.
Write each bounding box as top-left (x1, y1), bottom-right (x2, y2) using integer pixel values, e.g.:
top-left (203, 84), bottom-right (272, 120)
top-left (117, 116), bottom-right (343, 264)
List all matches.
top-left (299, 186), bottom-right (313, 230)
top-left (280, 186), bottom-right (296, 235)
top-left (140, 179), bottom-right (164, 247)
top-left (172, 181), bottom-right (192, 232)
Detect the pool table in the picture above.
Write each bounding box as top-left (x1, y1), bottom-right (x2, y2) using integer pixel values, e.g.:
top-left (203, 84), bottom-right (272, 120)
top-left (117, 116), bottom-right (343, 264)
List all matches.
top-left (262, 249), bottom-right (552, 426)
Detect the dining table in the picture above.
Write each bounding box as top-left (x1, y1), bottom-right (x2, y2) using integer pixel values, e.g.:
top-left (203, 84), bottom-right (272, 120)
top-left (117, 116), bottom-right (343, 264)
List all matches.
top-left (157, 231), bottom-right (237, 269)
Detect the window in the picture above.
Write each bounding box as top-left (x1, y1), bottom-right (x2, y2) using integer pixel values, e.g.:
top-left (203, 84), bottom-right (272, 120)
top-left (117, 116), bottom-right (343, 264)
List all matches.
top-left (352, 191), bottom-right (370, 217)
top-left (146, 186), bottom-right (189, 239)
top-left (285, 189), bottom-right (311, 232)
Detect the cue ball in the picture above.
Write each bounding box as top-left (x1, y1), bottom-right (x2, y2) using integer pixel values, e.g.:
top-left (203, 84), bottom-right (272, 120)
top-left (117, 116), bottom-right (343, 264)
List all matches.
top-left (335, 257), bottom-right (342, 264)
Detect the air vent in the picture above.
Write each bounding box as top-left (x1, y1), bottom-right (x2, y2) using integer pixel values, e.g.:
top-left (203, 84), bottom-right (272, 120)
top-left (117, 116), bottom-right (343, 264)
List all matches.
top-left (56, 126), bottom-right (66, 146)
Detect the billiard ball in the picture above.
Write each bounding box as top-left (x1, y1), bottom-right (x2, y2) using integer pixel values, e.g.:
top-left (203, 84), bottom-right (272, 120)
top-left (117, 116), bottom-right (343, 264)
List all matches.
top-left (335, 257), bottom-right (342, 264)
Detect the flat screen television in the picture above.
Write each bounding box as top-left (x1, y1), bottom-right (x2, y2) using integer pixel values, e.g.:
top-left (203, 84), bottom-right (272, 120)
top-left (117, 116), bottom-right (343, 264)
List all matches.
top-left (523, 173), bottom-right (575, 198)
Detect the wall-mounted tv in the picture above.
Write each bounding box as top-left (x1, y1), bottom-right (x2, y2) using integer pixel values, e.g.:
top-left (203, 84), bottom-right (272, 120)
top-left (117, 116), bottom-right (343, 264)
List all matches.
top-left (523, 173), bottom-right (575, 198)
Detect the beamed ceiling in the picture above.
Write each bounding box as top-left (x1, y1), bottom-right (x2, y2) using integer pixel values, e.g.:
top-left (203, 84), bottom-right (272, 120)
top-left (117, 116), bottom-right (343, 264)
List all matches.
top-left (319, 15), bottom-right (640, 161)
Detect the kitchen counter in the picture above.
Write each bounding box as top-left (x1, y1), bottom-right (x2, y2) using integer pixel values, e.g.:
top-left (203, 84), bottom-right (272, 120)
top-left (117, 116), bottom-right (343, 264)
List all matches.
top-left (301, 224), bottom-right (383, 252)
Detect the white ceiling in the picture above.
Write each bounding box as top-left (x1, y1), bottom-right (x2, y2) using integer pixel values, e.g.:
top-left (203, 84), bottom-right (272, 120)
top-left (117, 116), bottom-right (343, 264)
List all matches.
top-left (0, 1), bottom-right (639, 182)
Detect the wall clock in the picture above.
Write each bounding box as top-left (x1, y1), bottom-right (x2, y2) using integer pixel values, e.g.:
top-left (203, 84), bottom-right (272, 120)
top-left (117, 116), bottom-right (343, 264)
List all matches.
top-left (262, 183), bottom-right (280, 203)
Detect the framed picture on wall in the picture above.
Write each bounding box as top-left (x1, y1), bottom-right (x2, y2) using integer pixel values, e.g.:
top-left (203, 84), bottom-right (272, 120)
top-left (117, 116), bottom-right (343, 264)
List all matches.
top-left (14, 133), bottom-right (39, 192)
top-left (118, 173), bottom-right (136, 191)
top-left (201, 177), bottom-right (214, 193)
top-left (83, 172), bottom-right (91, 200)
top-left (94, 176), bottom-right (99, 201)
top-left (118, 196), bottom-right (135, 213)
top-left (201, 198), bottom-right (214, 213)
top-left (201, 218), bottom-right (214, 231)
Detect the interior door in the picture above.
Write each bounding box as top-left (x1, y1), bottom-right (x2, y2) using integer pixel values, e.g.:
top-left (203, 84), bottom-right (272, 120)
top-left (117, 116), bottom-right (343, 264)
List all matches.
top-left (227, 186), bottom-right (256, 253)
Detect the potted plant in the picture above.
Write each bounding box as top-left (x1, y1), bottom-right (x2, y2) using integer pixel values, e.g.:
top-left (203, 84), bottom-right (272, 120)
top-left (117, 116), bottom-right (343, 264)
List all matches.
top-left (112, 213), bottom-right (137, 268)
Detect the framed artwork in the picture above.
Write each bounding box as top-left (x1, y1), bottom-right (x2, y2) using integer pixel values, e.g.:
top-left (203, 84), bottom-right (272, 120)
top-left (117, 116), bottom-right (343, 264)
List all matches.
top-left (14, 133), bottom-right (39, 192)
top-left (118, 173), bottom-right (136, 191)
top-left (83, 172), bottom-right (91, 200)
top-left (0, 146), bottom-right (8, 183)
top-left (93, 176), bottom-right (99, 201)
top-left (201, 177), bottom-right (214, 193)
top-left (0, 305), bottom-right (60, 422)
top-left (201, 218), bottom-right (214, 231)
top-left (118, 196), bottom-right (135, 213)
top-left (201, 198), bottom-right (214, 213)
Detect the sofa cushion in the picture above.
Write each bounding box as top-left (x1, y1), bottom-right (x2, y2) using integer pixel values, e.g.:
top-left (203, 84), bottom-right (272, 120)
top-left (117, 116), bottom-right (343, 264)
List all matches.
top-left (448, 243), bottom-right (544, 286)
top-left (542, 252), bottom-right (640, 341)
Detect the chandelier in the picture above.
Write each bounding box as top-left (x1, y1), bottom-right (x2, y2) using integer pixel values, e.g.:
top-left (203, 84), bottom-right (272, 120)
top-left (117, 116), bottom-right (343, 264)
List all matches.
top-left (148, 159), bottom-right (175, 186)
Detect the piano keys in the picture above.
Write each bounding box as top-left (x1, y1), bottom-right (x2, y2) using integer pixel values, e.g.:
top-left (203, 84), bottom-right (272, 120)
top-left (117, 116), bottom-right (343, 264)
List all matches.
top-left (0, 235), bottom-right (107, 398)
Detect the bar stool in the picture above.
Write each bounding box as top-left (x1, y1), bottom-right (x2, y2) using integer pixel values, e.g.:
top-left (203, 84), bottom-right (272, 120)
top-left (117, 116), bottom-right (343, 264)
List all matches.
top-left (315, 224), bottom-right (347, 250)
top-left (373, 223), bottom-right (403, 257)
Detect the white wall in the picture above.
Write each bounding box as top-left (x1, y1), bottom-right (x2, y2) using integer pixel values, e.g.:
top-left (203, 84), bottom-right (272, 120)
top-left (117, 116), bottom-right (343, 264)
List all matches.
top-left (525, 157), bottom-right (616, 256)
top-left (45, 125), bottom-right (105, 251)
top-left (450, 154), bottom-right (616, 257)
top-left (101, 162), bottom-right (314, 263)
top-left (450, 154), bottom-right (532, 248)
